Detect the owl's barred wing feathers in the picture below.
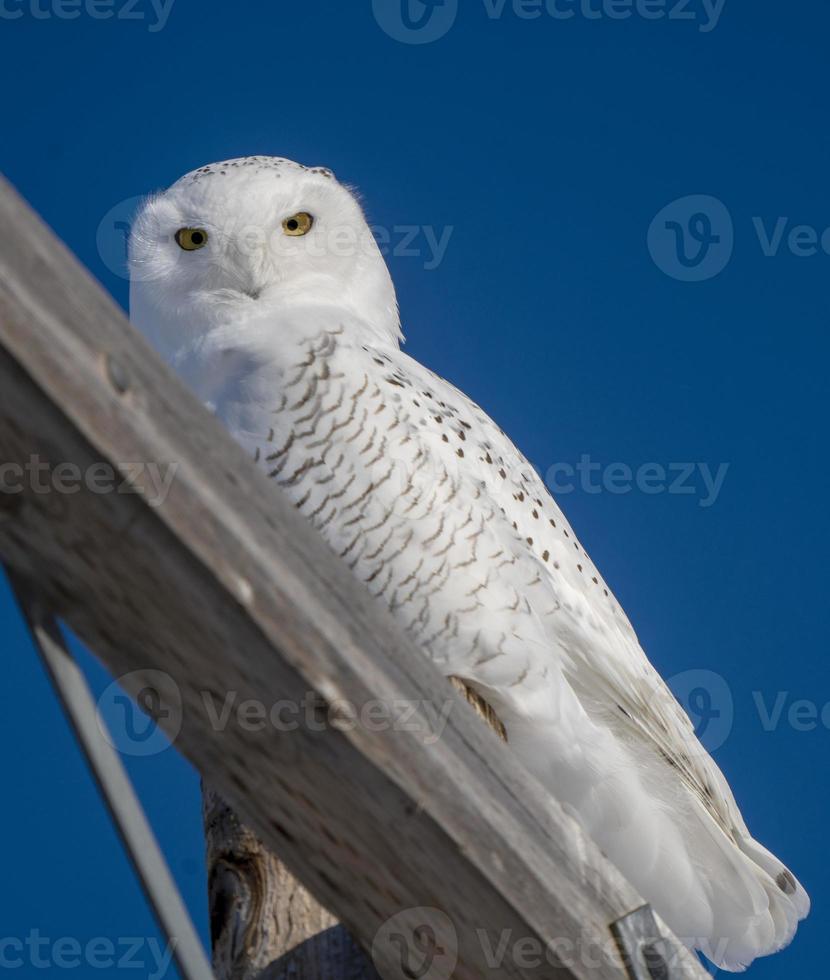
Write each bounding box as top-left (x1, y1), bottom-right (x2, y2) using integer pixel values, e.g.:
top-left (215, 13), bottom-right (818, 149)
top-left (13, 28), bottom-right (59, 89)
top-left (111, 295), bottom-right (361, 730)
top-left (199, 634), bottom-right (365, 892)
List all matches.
top-left (313, 337), bottom-right (807, 971)
top-left (243, 326), bottom-right (807, 970)
top-left (372, 346), bottom-right (729, 807)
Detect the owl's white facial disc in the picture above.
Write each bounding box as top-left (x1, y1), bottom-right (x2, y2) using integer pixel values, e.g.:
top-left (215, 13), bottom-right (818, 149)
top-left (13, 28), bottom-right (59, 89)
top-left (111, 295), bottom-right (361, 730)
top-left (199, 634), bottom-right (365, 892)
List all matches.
top-left (129, 156), bottom-right (401, 362)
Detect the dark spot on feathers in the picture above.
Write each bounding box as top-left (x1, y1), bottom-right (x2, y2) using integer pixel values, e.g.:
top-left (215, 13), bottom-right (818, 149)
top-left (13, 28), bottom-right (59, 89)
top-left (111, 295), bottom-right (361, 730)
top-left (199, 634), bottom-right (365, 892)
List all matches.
top-left (777, 871), bottom-right (797, 895)
top-left (542, 550), bottom-right (550, 561)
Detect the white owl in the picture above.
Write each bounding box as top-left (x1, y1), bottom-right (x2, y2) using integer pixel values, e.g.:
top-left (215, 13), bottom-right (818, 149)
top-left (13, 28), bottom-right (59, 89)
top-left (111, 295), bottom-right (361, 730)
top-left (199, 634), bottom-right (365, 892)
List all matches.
top-left (129, 156), bottom-right (809, 971)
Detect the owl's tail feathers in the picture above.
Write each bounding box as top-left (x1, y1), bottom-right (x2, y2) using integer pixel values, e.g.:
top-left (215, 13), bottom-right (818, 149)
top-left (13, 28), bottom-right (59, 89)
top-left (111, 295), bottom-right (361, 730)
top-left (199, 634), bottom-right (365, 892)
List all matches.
top-left (697, 829), bottom-right (809, 972)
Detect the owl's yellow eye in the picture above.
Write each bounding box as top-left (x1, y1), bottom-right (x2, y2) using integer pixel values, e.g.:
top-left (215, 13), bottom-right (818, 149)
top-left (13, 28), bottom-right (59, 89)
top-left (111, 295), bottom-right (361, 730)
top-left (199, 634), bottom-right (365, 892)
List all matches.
top-left (282, 212), bottom-right (314, 237)
top-left (175, 227), bottom-right (209, 251)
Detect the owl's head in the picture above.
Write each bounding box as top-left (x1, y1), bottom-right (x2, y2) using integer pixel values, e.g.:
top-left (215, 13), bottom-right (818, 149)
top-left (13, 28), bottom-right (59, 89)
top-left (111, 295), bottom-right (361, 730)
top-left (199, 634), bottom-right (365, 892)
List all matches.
top-left (129, 156), bottom-right (401, 358)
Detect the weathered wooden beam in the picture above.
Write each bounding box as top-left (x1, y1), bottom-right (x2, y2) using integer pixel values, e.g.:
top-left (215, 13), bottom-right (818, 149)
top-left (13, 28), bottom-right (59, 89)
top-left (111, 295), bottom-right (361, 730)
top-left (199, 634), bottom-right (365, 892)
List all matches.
top-left (202, 680), bottom-right (506, 979)
top-left (0, 174), bottom-right (709, 980)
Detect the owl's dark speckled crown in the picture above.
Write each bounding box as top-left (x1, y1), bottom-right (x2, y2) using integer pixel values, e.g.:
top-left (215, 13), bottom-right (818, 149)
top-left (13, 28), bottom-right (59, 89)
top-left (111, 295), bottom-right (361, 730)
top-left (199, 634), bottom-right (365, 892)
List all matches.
top-left (176, 155), bottom-right (335, 187)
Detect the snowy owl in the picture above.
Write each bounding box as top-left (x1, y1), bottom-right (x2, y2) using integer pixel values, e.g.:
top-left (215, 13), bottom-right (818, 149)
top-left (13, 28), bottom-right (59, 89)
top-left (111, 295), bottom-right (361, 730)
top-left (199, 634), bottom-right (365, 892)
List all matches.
top-left (129, 156), bottom-right (809, 971)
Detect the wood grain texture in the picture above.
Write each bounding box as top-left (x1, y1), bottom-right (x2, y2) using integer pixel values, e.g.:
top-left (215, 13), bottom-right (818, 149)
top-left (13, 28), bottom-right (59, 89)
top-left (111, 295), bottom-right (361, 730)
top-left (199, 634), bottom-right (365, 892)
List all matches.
top-left (0, 175), bottom-right (708, 980)
top-left (204, 786), bottom-right (376, 980)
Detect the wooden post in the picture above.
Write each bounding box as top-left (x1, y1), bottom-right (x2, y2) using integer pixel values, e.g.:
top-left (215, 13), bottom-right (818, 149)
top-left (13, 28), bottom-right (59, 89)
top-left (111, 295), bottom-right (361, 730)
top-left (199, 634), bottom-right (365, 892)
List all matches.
top-left (0, 174), bottom-right (709, 980)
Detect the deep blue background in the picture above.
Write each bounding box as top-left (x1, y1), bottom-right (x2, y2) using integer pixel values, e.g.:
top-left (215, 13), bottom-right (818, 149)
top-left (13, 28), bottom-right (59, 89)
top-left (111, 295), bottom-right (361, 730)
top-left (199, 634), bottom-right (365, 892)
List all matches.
top-left (1, 1), bottom-right (826, 976)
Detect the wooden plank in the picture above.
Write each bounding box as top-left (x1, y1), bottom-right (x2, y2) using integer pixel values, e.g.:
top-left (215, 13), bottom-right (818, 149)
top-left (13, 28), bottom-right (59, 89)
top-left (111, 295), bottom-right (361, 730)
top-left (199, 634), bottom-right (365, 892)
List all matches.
top-left (202, 681), bottom-right (506, 979)
top-left (0, 175), bottom-right (709, 980)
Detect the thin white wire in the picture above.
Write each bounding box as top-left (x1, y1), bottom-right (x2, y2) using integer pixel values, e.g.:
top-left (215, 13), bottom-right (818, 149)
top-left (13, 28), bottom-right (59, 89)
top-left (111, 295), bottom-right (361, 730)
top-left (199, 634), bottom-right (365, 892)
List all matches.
top-left (10, 577), bottom-right (214, 980)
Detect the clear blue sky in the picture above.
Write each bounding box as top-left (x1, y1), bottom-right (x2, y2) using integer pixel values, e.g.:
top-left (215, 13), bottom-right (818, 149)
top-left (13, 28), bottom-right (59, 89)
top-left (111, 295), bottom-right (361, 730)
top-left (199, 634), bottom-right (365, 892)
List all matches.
top-left (1, 1), bottom-right (826, 976)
